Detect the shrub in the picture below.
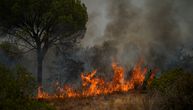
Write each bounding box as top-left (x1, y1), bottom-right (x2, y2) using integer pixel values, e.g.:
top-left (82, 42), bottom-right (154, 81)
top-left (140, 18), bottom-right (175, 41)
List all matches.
top-left (0, 64), bottom-right (55, 110)
top-left (151, 68), bottom-right (193, 110)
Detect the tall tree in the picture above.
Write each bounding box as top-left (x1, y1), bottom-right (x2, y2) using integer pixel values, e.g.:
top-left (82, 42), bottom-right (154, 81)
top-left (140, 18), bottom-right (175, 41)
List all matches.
top-left (0, 0), bottom-right (88, 86)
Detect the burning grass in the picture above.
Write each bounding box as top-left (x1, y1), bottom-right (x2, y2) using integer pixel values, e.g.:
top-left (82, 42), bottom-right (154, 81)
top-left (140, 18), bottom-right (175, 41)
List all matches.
top-left (37, 61), bottom-right (153, 99)
top-left (36, 61), bottom-right (168, 110)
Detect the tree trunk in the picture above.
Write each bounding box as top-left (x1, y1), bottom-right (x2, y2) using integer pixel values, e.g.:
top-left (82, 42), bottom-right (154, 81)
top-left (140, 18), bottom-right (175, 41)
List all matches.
top-left (37, 50), bottom-right (44, 87)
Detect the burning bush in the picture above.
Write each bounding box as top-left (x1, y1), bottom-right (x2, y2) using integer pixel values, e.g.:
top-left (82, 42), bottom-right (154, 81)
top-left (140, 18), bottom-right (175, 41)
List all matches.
top-left (151, 69), bottom-right (193, 110)
top-left (0, 64), bottom-right (55, 110)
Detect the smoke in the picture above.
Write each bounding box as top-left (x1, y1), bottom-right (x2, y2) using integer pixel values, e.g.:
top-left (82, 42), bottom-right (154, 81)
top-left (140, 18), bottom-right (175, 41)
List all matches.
top-left (81, 0), bottom-right (109, 46)
top-left (80, 0), bottom-right (193, 71)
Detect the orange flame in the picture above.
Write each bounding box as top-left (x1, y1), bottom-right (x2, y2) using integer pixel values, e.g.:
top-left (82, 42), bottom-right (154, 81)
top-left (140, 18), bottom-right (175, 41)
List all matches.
top-left (37, 86), bottom-right (49, 99)
top-left (37, 61), bottom-right (151, 99)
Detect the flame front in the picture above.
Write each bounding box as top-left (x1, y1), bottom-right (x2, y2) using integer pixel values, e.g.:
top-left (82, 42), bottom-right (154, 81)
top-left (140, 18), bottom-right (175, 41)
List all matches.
top-left (37, 62), bottom-right (151, 99)
top-left (37, 86), bottom-right (49, 99)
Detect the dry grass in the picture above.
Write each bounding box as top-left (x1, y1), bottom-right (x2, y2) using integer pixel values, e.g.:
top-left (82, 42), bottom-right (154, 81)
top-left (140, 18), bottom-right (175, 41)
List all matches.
top-left (45, 92), bottom-right (160, 110)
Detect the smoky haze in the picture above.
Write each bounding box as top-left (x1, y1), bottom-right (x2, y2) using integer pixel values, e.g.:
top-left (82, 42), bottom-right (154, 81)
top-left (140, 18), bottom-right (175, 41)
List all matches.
top-left (2, 0), bottom-right (192, 88)
top-left (80, 0), bottom-right (193, 71)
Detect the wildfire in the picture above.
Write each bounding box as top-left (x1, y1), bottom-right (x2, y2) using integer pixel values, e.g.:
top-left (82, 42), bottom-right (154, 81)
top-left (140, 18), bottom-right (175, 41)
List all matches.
top-left (37, 86), bottom-right (49, 99)
top-left (37, 61), bottom-right (152, 99)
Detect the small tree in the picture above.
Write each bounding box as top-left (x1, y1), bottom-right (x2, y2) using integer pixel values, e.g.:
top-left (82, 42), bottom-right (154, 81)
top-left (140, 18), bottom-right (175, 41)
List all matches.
top-left (0, 0), bottom-right (88, 86)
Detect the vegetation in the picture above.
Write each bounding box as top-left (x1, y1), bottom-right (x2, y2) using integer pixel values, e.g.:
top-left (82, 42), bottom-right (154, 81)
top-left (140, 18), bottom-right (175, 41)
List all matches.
top-left (0, 64), bottom-right (55, 110)
top-left (0, 1), bottom-right (192, 110)
top-left (48, 93), bottom-right (158, 110)
top-left (151, 68), bottom-right (193, 110)
top-left (48, 68), bottom-right (193, 110)
top-left (0, 0), bottom-right (88, 86)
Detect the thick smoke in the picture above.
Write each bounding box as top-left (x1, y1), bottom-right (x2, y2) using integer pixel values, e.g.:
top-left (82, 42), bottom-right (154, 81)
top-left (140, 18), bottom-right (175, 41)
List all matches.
top-left (13, 0), bottom-right (193, 87)
top-left (80, 0), bottom-right (193, 71)
top-left (4, 0), bottom-right (192, 87)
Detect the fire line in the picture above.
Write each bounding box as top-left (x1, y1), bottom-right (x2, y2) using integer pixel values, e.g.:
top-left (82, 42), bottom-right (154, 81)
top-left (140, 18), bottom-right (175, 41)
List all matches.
top-left (37, 61), bottom-right (153, 99)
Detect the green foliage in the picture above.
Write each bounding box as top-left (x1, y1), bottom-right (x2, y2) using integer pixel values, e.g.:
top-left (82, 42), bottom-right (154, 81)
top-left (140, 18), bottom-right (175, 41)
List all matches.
top-left (14, 66), bottom-right (36, 97)
top-left (0, 0), bottom-right (88, 85)
top-left (0, 64), bottom-right (55, 110)
top-left (151, 69), bottom-right (182, 92)
top-left (0, 0), bottom-right (88, 34)
top-left (151, 68), bottom-right (193, 110)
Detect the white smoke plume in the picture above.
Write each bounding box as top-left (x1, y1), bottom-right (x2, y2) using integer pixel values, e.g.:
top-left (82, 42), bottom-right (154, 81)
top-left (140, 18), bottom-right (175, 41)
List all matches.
top-left (80, 0), bottom-right (193, 70)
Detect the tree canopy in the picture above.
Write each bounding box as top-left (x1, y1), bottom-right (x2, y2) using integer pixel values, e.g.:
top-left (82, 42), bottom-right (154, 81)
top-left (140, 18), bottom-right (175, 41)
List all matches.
top-left (0, 0), bottom-right (88, 86)
top-left (0, 0), bottom-right (88, 48)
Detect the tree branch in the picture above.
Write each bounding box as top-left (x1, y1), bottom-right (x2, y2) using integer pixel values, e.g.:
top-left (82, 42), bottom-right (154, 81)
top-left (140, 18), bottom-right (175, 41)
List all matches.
top-left (21, 48), bottom-right (35, 55)
top-left (9, 32), bottom-right (37, 49)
